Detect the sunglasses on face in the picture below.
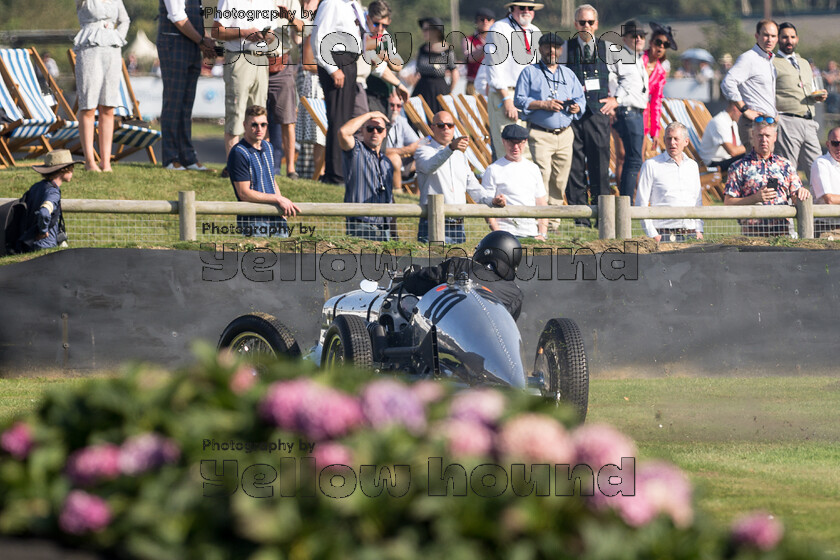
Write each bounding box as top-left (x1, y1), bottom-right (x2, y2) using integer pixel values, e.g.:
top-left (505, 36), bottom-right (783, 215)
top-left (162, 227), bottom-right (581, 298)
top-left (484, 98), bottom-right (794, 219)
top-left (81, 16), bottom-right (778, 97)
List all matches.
top-left (250, 122), bottom-right (268, 129)
top-left (370, 20), bottom-right (389, 29)
top-left (829, 140), bottom-right (840, 147)
top-left (628, 32), bottom-right (646, 39)
top-left (389, 102), bottom-right (403, 109)
top-left (477, 16), bottom-right (493, 22)
top-left (577, 19), bottom-right (595, 26)
top-left (517, 6), bottom-right (535, 11)
top-left (653, 38), bottom-right (671, 48)
top-left (366, 126), bottom-right (386, 133)
top-left (755, 115), bottom-right (776, 124)
top-left (434, 122), bottom-right (455, 129)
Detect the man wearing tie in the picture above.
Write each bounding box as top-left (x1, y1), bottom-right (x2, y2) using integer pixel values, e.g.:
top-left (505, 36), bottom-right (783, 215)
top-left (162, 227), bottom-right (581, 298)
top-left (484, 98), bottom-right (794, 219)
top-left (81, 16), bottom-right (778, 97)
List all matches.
top-left (773, 22), bottom-right (827, 174)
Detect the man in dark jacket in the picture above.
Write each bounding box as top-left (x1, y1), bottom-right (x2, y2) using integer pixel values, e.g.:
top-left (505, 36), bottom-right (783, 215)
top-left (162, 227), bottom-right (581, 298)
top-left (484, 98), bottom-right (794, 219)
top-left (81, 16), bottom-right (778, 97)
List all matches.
top-left (403, 231), bottom-right (524, 320)
top-left (17, 150), bottom-right (82, 252)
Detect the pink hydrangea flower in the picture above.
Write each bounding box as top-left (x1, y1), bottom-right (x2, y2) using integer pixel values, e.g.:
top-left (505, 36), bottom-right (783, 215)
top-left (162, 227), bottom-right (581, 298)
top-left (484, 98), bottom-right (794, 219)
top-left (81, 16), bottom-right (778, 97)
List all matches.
top-left (59, 490), bottom-right (112, 534)
top-left (411, 380), bottom-right (446, 404)
top-left (119, 433), bottom-right (181, 475)
top-left (572, 423), bottom-right (637, 471)
top-left (66, 444), bottom-right (122, 486)
top-left (259, 379), bottom-right (363, 440)
top-left (1, 422), bottom-right (33, 460)
top-left (361, 380), bottom-right (426, 434)
top-left (313, 442), bottom-right (353, 470)
top-left (498, 414), bottom-right (574, 464)
top-left (613, 460), bottom-right (694, 528)
top-left (731, 511), bottom-right (784, 551)
top-left (449, 388), bottom-right (506, 426)
top-left (439, 418), bottom-right (494, 457)
top-left (229, 365), bottom-right (258, 394)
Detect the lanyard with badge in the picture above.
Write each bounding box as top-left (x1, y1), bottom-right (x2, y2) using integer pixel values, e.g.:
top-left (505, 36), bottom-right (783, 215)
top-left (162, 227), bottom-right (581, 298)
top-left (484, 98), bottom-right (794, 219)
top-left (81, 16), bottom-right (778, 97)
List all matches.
top-left (539, 61), bottom-right (566, 99)
top-left (578, 40), bottom-right (601, 93)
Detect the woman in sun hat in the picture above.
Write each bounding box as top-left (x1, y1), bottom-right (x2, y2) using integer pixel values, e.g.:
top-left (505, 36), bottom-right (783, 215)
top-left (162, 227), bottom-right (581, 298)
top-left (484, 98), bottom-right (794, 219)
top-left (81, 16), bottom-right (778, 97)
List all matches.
top-left (16, 150), bottom-right (83, 252)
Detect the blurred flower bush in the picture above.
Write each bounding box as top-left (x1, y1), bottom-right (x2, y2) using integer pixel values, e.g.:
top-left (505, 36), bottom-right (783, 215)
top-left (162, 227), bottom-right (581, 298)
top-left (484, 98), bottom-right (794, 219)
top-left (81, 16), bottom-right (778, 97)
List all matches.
top-left (0, 344), bottom-right (827, 560)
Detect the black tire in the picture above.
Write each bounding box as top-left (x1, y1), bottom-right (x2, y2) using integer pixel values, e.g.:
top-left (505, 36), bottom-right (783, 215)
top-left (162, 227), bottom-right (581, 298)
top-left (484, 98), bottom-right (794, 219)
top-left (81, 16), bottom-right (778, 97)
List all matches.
top-left (321, 315), bottom-right (373, 369)
top-left (218, 313), bottom-right (301, 359)
top-left (535, 318), bottom-right (589, 421)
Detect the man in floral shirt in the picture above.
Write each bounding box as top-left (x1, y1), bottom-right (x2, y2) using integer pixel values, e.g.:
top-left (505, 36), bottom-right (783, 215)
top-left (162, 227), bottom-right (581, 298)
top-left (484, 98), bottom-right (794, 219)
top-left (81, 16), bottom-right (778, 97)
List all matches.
top-left (724, 119), bottom-right (811, 236)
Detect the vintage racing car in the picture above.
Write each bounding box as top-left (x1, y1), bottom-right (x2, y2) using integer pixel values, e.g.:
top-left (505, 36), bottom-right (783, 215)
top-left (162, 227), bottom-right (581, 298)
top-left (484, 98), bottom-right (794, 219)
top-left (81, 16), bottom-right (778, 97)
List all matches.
top-left (218, 269), bottom-right (590, 420)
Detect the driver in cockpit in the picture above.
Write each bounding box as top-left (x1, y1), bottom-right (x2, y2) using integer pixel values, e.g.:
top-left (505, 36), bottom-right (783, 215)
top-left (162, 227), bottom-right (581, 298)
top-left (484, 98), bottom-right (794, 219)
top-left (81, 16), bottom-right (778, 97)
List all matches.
top-left (402, 231), bottom-right (524, 320)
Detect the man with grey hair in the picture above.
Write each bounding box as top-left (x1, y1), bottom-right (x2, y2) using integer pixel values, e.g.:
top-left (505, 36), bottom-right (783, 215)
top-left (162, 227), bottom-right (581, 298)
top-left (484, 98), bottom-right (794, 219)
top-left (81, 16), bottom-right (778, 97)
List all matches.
top-left (634, 122), bottom-right (703, 242)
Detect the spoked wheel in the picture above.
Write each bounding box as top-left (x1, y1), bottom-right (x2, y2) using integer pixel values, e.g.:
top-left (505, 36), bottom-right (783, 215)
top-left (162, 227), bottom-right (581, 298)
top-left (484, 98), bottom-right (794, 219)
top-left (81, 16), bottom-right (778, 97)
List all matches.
top-left (218, 313), bottom-right (301, 361)
top-left (534, 318), bottom-right (589, 421)
top-left (321, 315), bottom-right (373, 369)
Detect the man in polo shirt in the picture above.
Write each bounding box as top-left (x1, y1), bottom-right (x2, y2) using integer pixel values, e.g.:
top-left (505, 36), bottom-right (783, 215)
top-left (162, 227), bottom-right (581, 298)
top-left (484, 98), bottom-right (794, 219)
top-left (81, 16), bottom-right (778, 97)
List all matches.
top-left (773, 22), bottom-right (827, 174)
top-left (611, 20), bottom-right (650, 201)
top-left (810, 126), bottom-right (840, 235)
top-left (213, 0), bottom-right (275, 167)
top-left (515, 32), bottom-right (585, 229)
top-left (635, 122), bottom-right (703, 242)
top-left (721, 19), bottom-right (779, 151)
top-left (483, 124), bottom-right (548, 240)
top-left (228, 105), bottom-right (300, 237)
top-left (483, 0), bottom-right (542, 160)
top-left (414, 111), bottom-right (502, 243)
top-left (338, 110), bottom-right (395, 240)
top-left (698, 102), bottom-right (746, 172)
top-left (560, 4), bottom-right (619, 228)
top-left (724, 119), bottom-right (810, 237)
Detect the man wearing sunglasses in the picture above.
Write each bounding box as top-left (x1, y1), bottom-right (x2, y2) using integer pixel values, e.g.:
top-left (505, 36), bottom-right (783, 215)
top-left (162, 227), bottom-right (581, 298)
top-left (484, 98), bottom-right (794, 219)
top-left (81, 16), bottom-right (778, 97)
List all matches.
top-left (228, 106), bottom-right (300, 237)
top-left (483, 0), bottom-right (542, 160)
top-left (773, 22), bottom-right (827, 175)
top-left (724, 119), bottom-right (810, 237)
top-left (338, 110), bottom-right (396, 240)
top-left (414, 111), bottom-right (503, 243)
top-left (810, 127), bottom-right (840, 235)
top-left (721, 19), bottom-right (780, 151)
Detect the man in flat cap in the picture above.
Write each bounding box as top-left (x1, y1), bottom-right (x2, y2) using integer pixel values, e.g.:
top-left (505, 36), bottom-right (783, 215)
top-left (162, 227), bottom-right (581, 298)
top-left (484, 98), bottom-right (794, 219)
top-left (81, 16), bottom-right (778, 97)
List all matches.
top-left (515, 32), bottom-right (585, 229)
top-left (16, 150), bottom-right (82, 252)
top-left (482, 124), bottom-right (548, 240)
top-left (483, 0), bottom-right (542, 160)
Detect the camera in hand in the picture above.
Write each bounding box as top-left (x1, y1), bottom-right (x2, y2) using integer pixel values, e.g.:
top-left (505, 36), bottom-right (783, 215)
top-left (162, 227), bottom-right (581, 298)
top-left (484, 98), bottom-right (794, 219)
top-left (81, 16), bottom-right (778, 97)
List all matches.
top-left (766, 178), bottom-right (779, 192)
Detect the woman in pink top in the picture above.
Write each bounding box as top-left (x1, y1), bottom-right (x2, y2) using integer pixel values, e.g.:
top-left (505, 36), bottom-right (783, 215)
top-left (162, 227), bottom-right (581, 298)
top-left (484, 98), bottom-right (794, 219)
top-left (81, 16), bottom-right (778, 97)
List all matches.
top-left (643, 22), bottom-right (676, 142)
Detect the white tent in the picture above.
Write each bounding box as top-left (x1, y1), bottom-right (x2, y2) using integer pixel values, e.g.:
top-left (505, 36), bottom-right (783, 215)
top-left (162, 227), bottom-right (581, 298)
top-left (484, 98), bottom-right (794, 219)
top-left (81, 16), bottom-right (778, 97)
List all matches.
top-left (126, 30), bottom-right (158, 64)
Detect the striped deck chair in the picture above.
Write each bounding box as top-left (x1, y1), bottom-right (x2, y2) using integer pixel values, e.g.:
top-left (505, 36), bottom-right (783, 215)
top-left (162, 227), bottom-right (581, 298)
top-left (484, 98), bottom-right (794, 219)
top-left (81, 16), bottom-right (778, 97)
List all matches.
top-left (662, 98), bottom-right (724, 203)
top-left (436, 94), bottom-right (491, 168)
top-left (404, 96), bottom-right (431, 137)
top-left (66, 50), bottom-right (160, 165)
top-left (683, 99), bottom-right (714, 135)
top-left (298, 97), bottom-right (327, 180)
top-left (0, 48), bottom-right (78, 166)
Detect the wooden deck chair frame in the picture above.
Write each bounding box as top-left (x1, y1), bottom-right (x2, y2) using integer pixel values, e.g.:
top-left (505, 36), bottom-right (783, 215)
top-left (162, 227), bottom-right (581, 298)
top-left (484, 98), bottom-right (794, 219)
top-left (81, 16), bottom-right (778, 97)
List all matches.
top-left (66, 50), bottom-right (159, 165)
top-left (457, 93), bottom-right (490, 137)
top-left (449, 94), bottom-right (492, 159)
top-left (298, 96), bottom-right (327, 180)
top-left (0, 49), bottom-right (68, 163)
top-left (403, 98), bottom-right (431, 138)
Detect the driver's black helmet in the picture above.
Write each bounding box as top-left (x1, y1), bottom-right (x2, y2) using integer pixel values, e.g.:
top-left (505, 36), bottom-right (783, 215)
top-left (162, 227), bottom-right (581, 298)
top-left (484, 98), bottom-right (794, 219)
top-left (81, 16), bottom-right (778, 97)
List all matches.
top-left (473, 231), bottom-right (522, 281)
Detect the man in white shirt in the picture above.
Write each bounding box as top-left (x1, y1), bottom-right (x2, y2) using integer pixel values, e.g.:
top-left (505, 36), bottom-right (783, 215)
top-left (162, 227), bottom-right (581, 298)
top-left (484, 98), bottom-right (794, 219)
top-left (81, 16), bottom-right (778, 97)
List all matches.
top-left (483, 124), bottom-right (548, 240)
top-left (635, 122), bottom-right (704, 242)
top-left (611, 20), bottom-right (650, 201)
top-left (414, 111), bottom-right (503, 243)
top-left (698, 102), bottom-right (746, 172)
top-left (158, 0), bottom-right (216, 171)
top-left (721, 19), bottom-right (779, 151)
top-left (214, 0), bottom-right (276, 164)
top-left (483, 0), bottom-right (542, 159)
top-left (811, 126), bottom-right (840, 234)
top-left (312, 0), bottom-right (366, 184)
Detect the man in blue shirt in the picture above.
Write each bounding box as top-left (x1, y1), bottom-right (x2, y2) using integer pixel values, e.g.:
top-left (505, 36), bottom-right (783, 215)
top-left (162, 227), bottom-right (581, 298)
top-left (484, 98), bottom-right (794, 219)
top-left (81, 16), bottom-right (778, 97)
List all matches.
top-left (17, 150), bottom-right (82, 252)
top-left (514, 32), bottom-right (586, 229)
top-left (338, 110), bottom-right (395, 240)
top-left (228, 105), bottom-right (300, 237)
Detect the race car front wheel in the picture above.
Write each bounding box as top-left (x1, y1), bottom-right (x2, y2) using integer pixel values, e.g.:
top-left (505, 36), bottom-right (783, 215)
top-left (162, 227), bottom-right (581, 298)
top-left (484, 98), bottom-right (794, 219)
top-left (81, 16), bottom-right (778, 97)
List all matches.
top-left (321, 315), bottom-right (373, 369)
top-left (535, 318), bottom-right (589, 421)
top-left (218, 313), bottom-right (301, 359)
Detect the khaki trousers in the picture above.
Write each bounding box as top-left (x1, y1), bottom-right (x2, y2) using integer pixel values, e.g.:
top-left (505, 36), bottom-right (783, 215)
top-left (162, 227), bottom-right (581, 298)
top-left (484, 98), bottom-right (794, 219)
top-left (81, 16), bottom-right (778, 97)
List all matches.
top-left (528, 126), bottom-right (574, 207)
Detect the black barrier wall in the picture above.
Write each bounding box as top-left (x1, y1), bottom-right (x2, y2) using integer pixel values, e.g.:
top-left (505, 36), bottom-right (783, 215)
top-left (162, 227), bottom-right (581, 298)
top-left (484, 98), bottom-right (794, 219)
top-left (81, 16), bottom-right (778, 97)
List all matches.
top-left (1, 247), bottom-right (839, 376)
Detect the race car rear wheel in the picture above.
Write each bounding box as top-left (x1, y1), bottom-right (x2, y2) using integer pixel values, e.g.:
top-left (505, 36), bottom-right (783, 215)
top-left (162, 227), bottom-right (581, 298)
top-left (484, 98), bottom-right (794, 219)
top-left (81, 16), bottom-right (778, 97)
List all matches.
top-left (218, 313), bottom-right (301, 359)
top-left (321, 315), bottom-right (373, 369)
top-left (535, 318), bottom-right (589, 421)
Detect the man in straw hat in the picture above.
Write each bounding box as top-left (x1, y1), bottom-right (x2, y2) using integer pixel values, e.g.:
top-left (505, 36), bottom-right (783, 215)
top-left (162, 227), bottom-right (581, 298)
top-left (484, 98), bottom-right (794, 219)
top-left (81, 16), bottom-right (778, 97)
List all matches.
top-left (17, 150), bottom-right (82, 252)
top-left (483, 0), bottom-right (543, 160)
